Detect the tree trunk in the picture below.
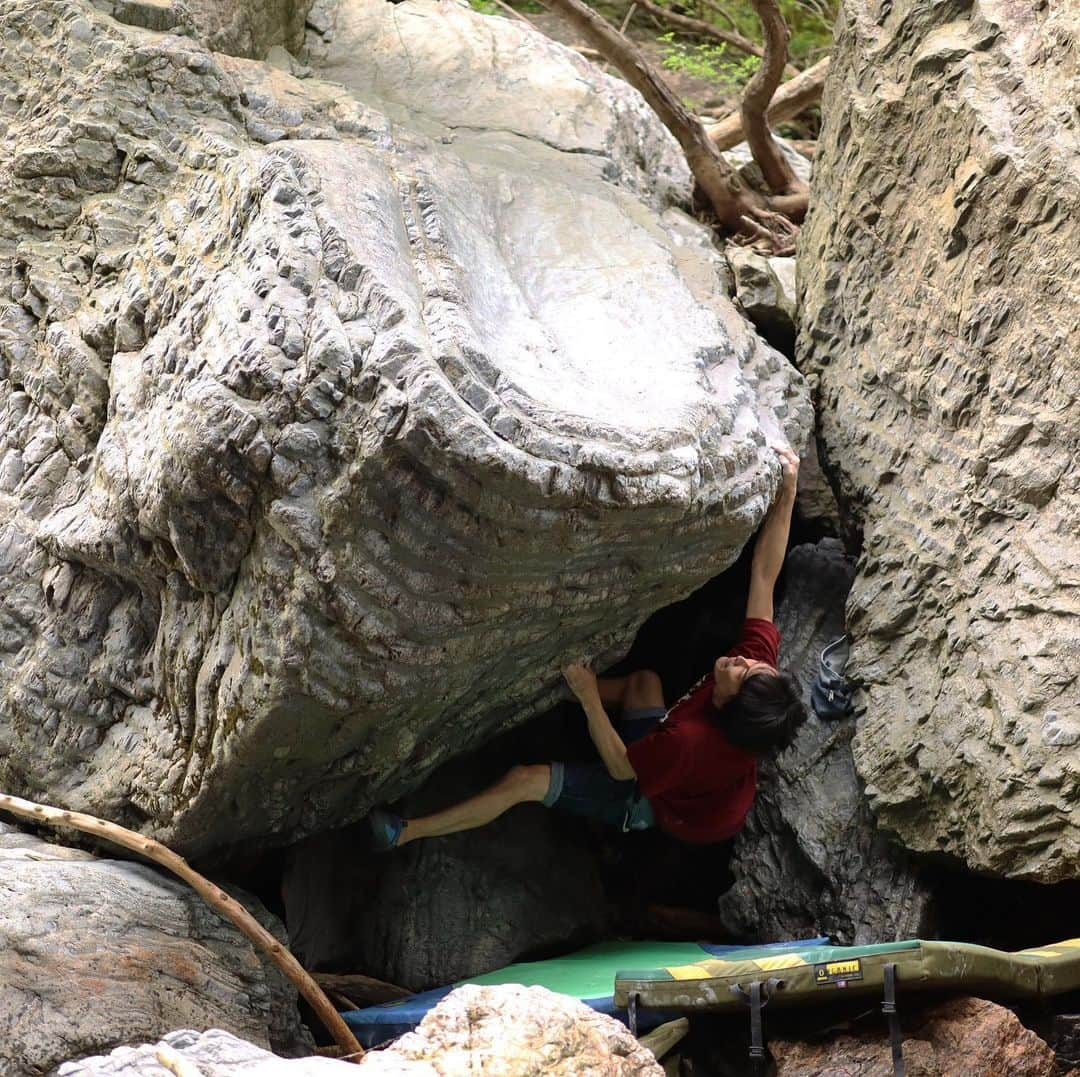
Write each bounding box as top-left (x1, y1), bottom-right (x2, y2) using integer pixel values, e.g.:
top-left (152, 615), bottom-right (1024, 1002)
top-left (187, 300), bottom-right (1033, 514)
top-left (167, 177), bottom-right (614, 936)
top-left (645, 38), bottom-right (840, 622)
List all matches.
top-left (0, 792), bottom-right (365, 1062)
top-left (740, 0), bottom-right (807, 196)
top-left (540, 0), bottom-right (761, 230)
top-left (708, 56), bottom-right (829, 150)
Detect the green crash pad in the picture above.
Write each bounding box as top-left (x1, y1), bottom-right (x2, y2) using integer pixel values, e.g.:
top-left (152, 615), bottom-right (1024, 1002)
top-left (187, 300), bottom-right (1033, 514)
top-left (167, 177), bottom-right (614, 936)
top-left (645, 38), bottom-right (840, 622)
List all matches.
top-left (614, 937), bottom-right (1080, 1012)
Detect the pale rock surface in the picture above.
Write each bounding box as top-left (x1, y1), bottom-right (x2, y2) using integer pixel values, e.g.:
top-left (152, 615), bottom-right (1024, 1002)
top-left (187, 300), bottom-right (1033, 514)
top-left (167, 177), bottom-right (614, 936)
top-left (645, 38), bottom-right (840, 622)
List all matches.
top-left (303, 0), bottom-right (690, 209)
top-left (0, 823), bottom-right (311, 1077)
top-left (771, 996), bottom-right (1059, 1076)
top-left (726, 247), bottom-right (797, 355)
top-left (58, 986), bottom-right (663, 1075)
top-left (797, 0), bottom-right (1080, 879)
top-left (716, 540), bottom-right (932, 944)
top-left (0, 0), bottom-right (810, 854)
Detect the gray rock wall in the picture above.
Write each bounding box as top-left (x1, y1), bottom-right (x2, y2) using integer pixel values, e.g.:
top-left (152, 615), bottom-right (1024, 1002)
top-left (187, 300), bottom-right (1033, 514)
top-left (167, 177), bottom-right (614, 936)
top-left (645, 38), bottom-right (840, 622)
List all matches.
top-left (0, 0), bottom-right (810, 855)
top-left (797, 0), bottom-right (1079, 880)
top-left (716, 541), bottom-right (933, 944)
top-left (0, 823), bottom-right (311, 1075)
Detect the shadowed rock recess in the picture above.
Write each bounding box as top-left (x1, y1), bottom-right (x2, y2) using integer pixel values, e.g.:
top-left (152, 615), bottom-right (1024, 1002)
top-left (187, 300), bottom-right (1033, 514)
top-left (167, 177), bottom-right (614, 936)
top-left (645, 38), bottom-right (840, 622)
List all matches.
top-left (798, 0), bottom-right (1079, 880)
top-left (0, 0), bottom-right (810, 854)
top-left (716, 540), bottom-right (933, 944)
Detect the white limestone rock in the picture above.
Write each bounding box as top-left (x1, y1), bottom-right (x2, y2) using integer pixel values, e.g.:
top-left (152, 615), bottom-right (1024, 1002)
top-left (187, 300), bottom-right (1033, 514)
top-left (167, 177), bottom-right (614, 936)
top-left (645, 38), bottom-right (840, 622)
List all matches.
top-left (0, 0), bottom-right (810, 855)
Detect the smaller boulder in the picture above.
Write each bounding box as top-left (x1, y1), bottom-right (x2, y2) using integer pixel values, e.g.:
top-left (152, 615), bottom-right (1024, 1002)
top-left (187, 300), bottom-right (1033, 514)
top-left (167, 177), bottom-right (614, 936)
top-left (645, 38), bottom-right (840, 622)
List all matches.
top-left (369, 984), bottom-right (663, 1076)
top-left (59, 986), bottom-right (664, 1075)
top-left (771, 997), bottom-right (1059, 1076)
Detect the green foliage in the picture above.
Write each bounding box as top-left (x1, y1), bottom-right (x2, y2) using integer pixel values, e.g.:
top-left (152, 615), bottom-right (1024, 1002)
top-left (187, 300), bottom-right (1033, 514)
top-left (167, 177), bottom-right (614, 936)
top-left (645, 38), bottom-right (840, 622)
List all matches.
top-left (469, 0), bottom-right (501, 14)
top-left (654, 0), bottom-right (836, 89)
top-left (659, 32), bottom-right (760, 90)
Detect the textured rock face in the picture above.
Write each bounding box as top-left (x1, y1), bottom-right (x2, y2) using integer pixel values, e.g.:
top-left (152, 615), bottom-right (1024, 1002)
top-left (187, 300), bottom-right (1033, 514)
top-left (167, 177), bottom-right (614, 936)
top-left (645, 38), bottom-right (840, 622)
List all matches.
top-left (373, 985), bottom-right (664, 1076)
top-left (0, 823), bottom-right (310, 1076)
top-left (771, 996), bottom-right (1059, 1077)
top-left (0, 0), bottom-right (810, 854)
top-left (798, 0), bottom-right (1080, 879)
top-left (716, 540), bottom-right (932, 944)
top-left (60, 987), bottom-right (664, 1075)
top-left (93, 0), bottom-right (310, 57)
top-left (57, 1029), bottom-right (350, 1076)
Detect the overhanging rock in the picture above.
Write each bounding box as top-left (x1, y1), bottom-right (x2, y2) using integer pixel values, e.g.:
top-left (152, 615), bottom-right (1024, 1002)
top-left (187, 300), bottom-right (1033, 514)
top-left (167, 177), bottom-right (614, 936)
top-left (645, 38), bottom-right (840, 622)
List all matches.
top-left (0, 0), bottom-right (810, 854)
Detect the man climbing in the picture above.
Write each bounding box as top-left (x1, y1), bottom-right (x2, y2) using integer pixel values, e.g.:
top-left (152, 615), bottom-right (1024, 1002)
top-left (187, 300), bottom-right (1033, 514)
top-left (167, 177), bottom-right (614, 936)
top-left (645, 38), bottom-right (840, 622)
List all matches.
top-left (369, 447), bottom-right (806, 850)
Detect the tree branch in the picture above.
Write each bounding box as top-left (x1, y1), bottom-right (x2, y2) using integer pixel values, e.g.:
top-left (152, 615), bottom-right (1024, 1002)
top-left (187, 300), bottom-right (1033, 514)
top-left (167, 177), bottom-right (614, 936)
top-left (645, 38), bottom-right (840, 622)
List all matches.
top-left (740, 0), bottom-right (807, 195)
top-left (634, 0), bottom-right (800, 77)
top-left (540, 0), bottom-right (762, 230)
top-left (0, 793), bottom-right (365, 1063)
top-left (707, 55), bottom-right (828, 149)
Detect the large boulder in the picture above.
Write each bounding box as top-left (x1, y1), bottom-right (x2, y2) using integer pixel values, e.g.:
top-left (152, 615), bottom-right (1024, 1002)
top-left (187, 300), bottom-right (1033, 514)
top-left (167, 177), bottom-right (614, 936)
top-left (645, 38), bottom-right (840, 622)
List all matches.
top-left (771, 996), bottom-right (1059, 1077)
top-left (0, 0), bottom-right (810, 855)
top-left (59, 987), bottom-right (664, 1075)
top-left (716, 540), bottom-right (933, 944)
top-left (0, 823), bottom-right (310, 1076)
top-left (797, 0), bottom-right (1080, 879)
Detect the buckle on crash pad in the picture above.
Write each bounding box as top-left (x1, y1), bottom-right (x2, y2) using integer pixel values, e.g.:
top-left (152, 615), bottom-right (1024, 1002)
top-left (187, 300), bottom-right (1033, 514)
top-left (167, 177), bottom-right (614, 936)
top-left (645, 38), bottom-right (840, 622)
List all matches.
top-left (731, 977), bottom-right (783, 1067)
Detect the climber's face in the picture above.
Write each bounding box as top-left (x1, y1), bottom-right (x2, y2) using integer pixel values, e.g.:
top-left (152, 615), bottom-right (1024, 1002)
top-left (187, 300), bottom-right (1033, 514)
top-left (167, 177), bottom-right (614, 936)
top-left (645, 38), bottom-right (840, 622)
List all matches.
top-left (712, 654), bottom-right (774, 707)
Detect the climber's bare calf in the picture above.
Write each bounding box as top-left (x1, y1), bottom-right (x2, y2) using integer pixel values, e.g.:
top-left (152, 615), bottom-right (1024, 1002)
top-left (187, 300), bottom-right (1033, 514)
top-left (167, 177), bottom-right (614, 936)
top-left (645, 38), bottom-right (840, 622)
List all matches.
top-left (380, 669), bottom-right (665, 849)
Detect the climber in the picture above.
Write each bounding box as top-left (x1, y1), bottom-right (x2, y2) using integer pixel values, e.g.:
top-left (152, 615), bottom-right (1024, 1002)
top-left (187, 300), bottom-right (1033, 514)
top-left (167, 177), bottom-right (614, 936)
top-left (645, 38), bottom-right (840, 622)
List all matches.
top-left (368, 446), bottom-right (806, 850)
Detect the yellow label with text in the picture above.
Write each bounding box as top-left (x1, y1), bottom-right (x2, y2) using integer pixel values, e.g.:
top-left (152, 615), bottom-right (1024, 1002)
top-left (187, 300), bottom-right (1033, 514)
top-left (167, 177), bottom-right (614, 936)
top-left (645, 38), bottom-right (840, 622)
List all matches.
top-left (815, 958), bottom-right (863, 984)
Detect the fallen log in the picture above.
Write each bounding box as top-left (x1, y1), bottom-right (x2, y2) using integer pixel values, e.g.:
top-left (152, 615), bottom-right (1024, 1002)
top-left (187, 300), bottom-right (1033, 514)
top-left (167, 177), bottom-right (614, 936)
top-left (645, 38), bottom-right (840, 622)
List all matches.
top-left (314, 971), bottom-right (413, 1005)
top-left (640, 1017), bottom-right (690, 1059)
top-left (0, 792), bottom-right (365, 1062)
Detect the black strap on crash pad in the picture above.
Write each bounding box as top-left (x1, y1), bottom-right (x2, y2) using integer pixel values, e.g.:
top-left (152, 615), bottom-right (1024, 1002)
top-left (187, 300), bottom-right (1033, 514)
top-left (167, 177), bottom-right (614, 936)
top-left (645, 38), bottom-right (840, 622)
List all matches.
top-left (627, 991), bottom-right (639, 1038)
top-left (731, 977), bottom-right (782, 1073)
top-left (882, 962), bottom-right (905, 1077)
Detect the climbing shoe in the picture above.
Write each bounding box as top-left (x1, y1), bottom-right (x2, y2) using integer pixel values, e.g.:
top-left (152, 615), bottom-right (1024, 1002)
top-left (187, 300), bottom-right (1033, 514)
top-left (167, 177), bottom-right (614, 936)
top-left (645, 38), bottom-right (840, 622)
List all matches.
top-left (367, 807), bottom-right (405, 852)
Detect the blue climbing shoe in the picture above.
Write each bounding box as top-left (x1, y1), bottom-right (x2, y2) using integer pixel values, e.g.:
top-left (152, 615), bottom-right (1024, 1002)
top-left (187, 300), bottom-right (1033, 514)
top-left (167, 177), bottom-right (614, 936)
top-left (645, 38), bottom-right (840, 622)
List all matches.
top-left (368, 808), bottom-right (405, 852)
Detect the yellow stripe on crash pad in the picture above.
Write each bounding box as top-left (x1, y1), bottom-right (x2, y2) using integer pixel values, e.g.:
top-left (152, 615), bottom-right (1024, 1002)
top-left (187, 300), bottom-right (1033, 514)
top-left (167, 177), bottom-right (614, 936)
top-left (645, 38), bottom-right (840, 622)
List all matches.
top-left (1018, 950), bottom-right (1063, 958)
top-left (753, 954), bottom-right (808, 972)
top-left (666, 964), bottom-right (714, 980)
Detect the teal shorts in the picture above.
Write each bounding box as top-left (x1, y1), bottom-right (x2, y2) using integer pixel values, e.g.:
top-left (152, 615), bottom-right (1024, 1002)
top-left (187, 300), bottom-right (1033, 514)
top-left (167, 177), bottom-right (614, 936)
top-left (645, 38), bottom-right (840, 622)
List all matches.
top-left (541, 708), bottom-right (663, 832)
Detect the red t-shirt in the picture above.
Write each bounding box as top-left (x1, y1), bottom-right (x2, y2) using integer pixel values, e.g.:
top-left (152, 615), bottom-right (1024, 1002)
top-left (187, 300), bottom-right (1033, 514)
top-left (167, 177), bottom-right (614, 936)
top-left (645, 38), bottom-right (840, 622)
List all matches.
top-left (625, 619), bottom-right (780, 844)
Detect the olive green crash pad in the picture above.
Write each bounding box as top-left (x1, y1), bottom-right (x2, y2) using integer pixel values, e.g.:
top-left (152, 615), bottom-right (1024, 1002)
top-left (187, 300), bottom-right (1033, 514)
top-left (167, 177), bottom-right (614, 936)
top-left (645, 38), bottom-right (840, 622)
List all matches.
top-left (614, 937), bottom-right (1080, 1012)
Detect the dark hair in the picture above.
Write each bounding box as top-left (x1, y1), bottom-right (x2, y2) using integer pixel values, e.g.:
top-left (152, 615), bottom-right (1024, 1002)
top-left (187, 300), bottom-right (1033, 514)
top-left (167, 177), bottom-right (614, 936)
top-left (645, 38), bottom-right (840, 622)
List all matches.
top-left (718, 671), bottom-right (807, 754)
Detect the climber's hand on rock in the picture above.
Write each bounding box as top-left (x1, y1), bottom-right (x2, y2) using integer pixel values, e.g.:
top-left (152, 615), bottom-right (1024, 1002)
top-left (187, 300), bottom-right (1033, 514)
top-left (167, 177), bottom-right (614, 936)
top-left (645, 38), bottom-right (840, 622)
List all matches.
top-left (563, 663), bottom-right (598, 701)
top-left (776, 446), bottom-right (800, 498)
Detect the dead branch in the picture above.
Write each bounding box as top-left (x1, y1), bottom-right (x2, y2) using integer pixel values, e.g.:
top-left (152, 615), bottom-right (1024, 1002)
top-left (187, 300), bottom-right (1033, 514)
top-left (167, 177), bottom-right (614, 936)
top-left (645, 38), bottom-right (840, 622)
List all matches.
top-left (708, 55), bottom-right (828, 149)
top-left (740, 0), bottom-right (808, 196)
top-left (537, 0), bottom-right (761, 231)
top-left (736, 205), bottom-right (801, 254)
top-left (640, 1017), bottom-right (691, 1058)
top-left (491, 0), bottom-right (540, 28)
top-left (0, 793), bottom-right (365, 1063)
top-left (702, 0), bottom-right (739, 32)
